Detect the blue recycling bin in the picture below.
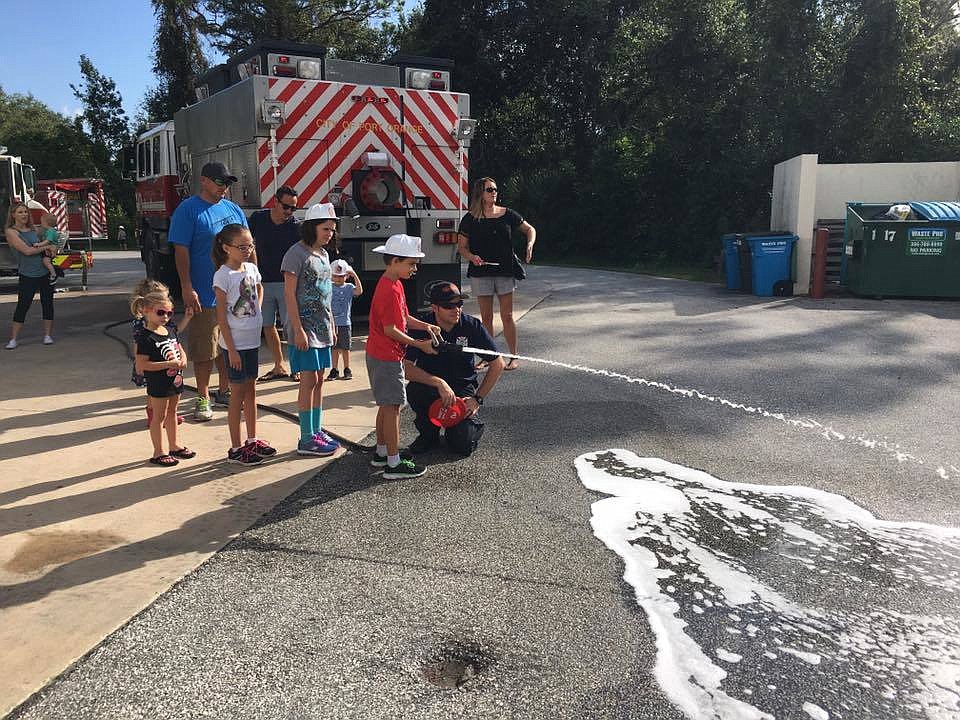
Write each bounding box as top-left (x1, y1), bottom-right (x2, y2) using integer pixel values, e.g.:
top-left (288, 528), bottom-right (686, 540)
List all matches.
top-left (722, 234), bottom-right (743, 290)
top-left (747, 234), bottom-right (797, 297)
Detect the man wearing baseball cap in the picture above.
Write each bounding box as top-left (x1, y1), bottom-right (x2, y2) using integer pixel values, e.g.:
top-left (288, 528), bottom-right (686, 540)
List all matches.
top-left (170, 161), bottom-right (248, 421)
top-left (404, 281), bottom-right (504, 456)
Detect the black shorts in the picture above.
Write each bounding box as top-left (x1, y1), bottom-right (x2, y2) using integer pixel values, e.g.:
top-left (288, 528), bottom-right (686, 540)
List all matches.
top-left (145, 370), bottom-right (184, 399)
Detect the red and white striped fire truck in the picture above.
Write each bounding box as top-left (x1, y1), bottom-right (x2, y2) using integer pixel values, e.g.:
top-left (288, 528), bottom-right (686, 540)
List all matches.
top-left (134, 40), bottom-right (475, 309)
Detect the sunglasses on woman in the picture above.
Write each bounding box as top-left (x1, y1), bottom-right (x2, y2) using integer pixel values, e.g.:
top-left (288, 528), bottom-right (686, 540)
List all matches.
top-left (484, 187), bottom-right (498, 193)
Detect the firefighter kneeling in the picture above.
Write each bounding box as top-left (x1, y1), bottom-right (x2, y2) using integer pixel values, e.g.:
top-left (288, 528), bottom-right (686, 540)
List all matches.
top-left (403, 283), bottom-right (505, 456)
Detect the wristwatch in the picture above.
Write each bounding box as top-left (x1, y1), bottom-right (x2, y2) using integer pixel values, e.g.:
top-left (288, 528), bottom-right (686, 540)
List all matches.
top-left (472, 394), bottom-right (484, 406)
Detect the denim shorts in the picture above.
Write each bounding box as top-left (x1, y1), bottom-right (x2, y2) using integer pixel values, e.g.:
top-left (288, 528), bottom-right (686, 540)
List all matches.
top-left (261, 282), bottom-right (287, 326)
top-left (288, 346), bottom-right (332, 373)
top-left (470, 275), bottom-right (516, 297)
top-left (222, 347), bottom-right (260, 383)
top-left (334, 325), bottom-right (351, 351)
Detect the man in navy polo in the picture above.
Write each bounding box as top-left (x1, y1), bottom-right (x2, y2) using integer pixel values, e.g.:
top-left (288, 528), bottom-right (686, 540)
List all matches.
top-left (404, 282), bottom-right (505, 456)
top-left (249, 185), bottom-right (300, 381)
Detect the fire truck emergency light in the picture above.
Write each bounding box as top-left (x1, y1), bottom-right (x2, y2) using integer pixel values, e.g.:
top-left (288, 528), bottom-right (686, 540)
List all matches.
top-left (298, 60), bottom-right (321, 80)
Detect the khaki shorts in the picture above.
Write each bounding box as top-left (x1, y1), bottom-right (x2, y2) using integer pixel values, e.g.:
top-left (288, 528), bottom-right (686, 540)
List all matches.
top-left (188, 307), bottom-right (220, 362)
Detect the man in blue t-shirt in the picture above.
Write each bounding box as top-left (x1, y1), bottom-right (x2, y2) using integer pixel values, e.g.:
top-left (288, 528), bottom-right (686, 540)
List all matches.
top-left (248, 184), bottom-right (300, 382)
top-left (170, 161), bottom-right (249, 421)
top-left (404, 282), bottom-right (505, 456)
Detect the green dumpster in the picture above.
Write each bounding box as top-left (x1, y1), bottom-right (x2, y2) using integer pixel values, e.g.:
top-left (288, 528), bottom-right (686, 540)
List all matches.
top-left (845, 201), bottom-right (960, 298)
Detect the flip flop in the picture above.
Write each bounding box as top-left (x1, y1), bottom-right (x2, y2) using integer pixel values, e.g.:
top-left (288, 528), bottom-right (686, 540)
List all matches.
top-left (170, 447), bottom-right (197, 459)
top-left (504, 359), bottom-right (520, 371)
top-left (257, 370), bottom-right (289, 383)
top-left (149, 454), bottom-right (179, 467)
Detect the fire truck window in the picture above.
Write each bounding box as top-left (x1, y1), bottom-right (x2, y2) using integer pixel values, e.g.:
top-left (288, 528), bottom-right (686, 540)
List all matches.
top-left (13, 163), bottom-right (24, 200)
top-left (152, 137), bottom-right (161, 178)
top-left (0, 159), bottom-right (10, 221)
top-left (138, 142), bottom-right (147, 178)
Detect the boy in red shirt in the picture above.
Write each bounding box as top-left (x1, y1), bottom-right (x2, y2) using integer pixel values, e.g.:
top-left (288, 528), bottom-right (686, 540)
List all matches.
top-left (366, 234), bottom-right (441, 479)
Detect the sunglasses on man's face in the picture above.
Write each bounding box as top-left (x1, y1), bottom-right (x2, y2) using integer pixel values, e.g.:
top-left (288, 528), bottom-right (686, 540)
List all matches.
top-left (484, 187), bottom-right (498, 193)
top-left (212, 178), bottom-right (233, 188)
top-left (438, 301), bottom-right (464, 309)
top-left (153, 308), bottom-right (174, 318)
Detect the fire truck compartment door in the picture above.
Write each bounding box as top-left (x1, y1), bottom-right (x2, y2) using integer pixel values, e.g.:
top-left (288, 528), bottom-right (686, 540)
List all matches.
top-left (398, 89), bottom-right (466, 212)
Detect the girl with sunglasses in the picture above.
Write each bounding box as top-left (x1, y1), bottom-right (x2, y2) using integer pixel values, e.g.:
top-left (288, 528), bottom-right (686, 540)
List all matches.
top-left (131, 282), bottom-right (196, 466)
top-left (130, 278), bottom-right (193, 428)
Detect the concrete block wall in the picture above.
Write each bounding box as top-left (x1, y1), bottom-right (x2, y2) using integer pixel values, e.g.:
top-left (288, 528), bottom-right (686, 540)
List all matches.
top-left (770, 154), bottom-right (960, 294)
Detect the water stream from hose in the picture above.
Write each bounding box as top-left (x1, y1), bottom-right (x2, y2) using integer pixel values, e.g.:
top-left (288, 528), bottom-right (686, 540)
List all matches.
top-left (463, 347), bottom-right (957, 480)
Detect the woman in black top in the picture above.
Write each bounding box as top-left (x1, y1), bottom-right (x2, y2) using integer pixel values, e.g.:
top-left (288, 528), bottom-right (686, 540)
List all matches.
top-left (457, 177), bottom-right (537, 369)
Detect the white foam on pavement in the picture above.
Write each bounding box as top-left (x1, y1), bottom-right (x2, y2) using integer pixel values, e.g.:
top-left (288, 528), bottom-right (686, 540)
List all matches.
top-left (576, 449), bottom-right (960, 719)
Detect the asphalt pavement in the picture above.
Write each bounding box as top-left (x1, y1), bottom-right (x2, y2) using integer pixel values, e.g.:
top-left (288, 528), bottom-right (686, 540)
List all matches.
top-left (5, 260), bottom-right (960, 719)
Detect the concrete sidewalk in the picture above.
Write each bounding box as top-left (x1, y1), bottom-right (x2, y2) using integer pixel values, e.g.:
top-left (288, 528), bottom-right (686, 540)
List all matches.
top-left (0, 269), bottom-right (550, 717)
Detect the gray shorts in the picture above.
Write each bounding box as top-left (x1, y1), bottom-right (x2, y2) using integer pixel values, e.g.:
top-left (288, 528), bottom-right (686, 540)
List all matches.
top-left (261, 282), bottom-right (287, 326)
top-left (334, 325), bottom-right (351, 351)
top-left (470, 275), bottom-right (516, 297)
top-left (365, 355), bottom-right (406, 406)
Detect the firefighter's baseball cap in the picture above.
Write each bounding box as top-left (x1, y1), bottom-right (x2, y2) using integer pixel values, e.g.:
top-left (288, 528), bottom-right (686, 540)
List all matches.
top-left (428, 281), bottom-right (469, 304)
top-left (200, 162), bottom-right (238, 184)
top-left (331, 259), bottom-right (352, 276)
top-left (304, 202), bottom-right (338, 222)
top-left (372, 234), bottom-right (425, 258)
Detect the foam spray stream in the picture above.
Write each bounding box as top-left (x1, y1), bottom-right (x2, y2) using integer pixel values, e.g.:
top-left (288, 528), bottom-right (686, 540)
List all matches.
top-left (460, 346), bottom-right (957, 480)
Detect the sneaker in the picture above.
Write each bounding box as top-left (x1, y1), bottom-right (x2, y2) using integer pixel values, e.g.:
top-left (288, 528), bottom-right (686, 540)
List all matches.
top-left (313, 429), bottom-right (341, 450)
top-left (228, 444), bottom-right (263, 465)
top-left (297, 436), bottom-right (338, 457)
top-left (370, 449), bottom-right (414, 467)
top-left (194, 396), bottom-right (214, 421)
top-left (408, 433), bottom-right (440, 455)
top-left (246, 439), bottom-right (277, 458)
top-left (326, 368), bottom-right (340, 380)
top-left (211, 388), bottom-right (231, 407)
top-left (342, 367), bottom-right (353, 380)
top-left (4, 339), bottom-right (16, 350)
top-left (43, 335), bottom-right (54, 345)
top-left (383, 458), bottom-right (427, 480)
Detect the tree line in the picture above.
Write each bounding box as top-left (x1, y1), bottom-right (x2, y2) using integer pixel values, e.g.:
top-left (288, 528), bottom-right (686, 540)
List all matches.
top-left (4, 0), bottom-right (959, 268)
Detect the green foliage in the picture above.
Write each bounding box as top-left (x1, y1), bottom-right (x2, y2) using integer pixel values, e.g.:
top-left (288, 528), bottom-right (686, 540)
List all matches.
top-left (144, 0), bottom-right (210, 123)
top-left (408, 0), bottom-right (960, 266)
top-left (0, 88), bottom-right (97, 178)
top-left (195, 0), bottom-right (402, 59)
top-left (70, 55), bottom-right (131, 156)
top-left (69, 57), bottom-right (136, 219)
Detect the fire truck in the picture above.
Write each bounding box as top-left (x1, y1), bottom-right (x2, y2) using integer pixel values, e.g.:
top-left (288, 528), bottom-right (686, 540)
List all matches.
top-left (134, 40), bottom-right (475, 310)
top-left (0, 151), bottom-right (91, 284)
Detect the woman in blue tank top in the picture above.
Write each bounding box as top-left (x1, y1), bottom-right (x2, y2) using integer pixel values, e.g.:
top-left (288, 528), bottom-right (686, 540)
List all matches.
top-left (5, 202), bottom-right (56, 349)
